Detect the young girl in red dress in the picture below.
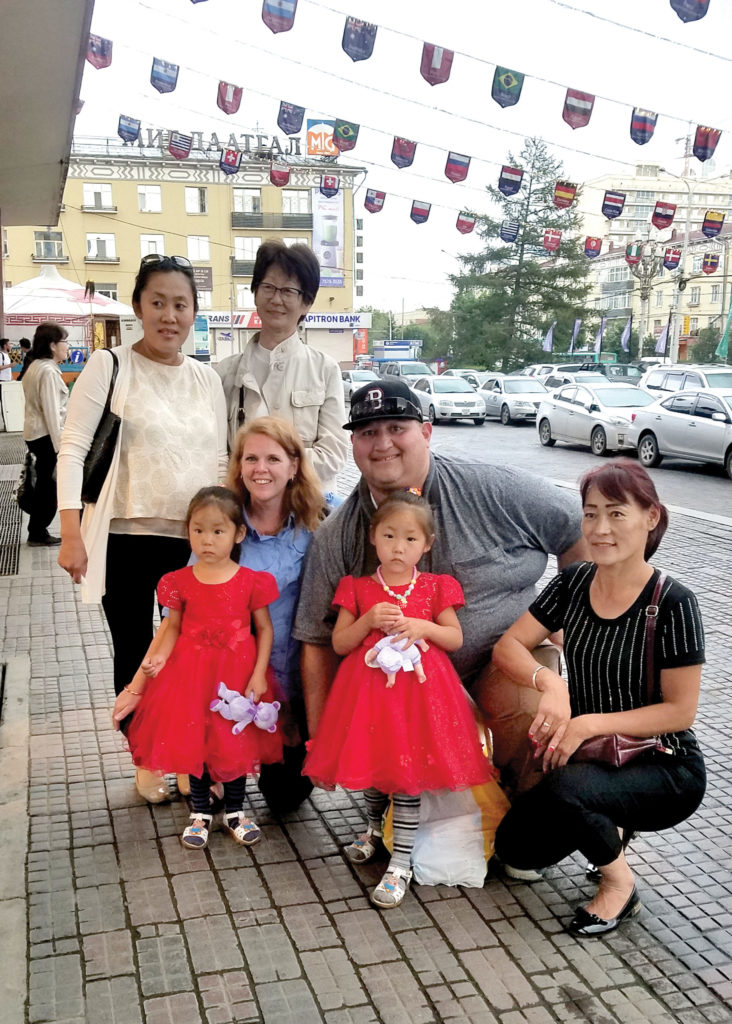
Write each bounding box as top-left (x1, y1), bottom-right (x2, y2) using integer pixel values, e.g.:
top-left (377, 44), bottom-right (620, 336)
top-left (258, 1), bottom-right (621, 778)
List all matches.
top-left (304, 491), bottom-right (494, 908)
top-left (125, 486), bottom-right (282, 850)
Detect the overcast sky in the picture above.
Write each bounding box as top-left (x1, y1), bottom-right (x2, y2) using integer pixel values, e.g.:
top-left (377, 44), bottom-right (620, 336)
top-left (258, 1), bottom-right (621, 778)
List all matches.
top-left (76, 0), bottom-right (732, 313)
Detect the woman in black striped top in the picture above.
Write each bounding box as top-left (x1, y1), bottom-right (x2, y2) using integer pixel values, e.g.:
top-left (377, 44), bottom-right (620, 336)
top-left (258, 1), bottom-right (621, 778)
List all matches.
top-left (493, 460), bottom-right (705, 937)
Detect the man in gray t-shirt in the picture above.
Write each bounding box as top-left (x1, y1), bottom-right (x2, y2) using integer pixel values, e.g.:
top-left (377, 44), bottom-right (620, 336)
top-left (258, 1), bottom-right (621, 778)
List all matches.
top-left (294, 380), bottom-right (588, 792)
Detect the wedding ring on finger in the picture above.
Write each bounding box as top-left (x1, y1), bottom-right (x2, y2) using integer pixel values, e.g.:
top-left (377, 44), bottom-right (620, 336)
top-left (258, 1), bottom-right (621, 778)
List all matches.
top-left (541, 722), bottom-right (551, 730)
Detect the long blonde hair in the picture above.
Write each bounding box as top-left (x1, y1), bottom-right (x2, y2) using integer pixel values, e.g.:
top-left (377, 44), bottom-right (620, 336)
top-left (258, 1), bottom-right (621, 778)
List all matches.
top-left (226, 416), bottom-right (327, 532)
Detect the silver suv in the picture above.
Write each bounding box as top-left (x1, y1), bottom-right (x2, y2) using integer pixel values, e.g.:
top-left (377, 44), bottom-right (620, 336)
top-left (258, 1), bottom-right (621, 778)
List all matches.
top-left (380, 360), bottom-right (433, 383)
top-left (639, 363), bottom-right (732, 395)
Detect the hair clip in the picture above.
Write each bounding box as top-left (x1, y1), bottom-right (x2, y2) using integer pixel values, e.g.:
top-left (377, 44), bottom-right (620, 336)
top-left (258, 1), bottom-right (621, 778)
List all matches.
top-left (404, 487), bottom-right (422, 496)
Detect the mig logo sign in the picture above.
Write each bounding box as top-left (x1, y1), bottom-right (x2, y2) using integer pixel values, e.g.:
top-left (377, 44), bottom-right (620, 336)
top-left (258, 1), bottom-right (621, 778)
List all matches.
top-left (307, 119), bottom-right (337, 156)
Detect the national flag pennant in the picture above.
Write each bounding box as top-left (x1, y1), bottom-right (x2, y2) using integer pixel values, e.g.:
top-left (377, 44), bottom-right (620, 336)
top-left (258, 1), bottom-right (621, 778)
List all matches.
top-left (151, 58), bottom-right (179, 94)
top-left (563, 88), bottom-right (595, 129)
top-left (277, 101), bottom-right (305, 136)
top-left (445, 152), bottom-right (470, 183)
top-left (86, 34), bottom-right (113, 69)
top-left (693, 125), bottom-right (721, 162)
top-left (543, 228), bottom-right (562, 252)
top-left (630, 107), bottom-right (658, 146)
top-left (670, 0), bottom-right (709, 22)
top-left (553, 180), bottom-right (577, 209)
top-left (391, 137), bottom-right (417, 169)
top-left (585, 237), bottom-right (602, 258)
top-left (491, 67), bottom-right (524, 108)
top-left (168, 131), bottom-right (192, 160)
top-left (262, 0), bottom-right (297, 34)
top-left (500, 220), bottom-right (520, 243)
top-left (594, 316), bottom-right (607, 355)
top-left (542, 323), bottom-right (556, 353)
top-left (364, 189), bottom-right (385, 213)
top-left (410, 201), bottom-right (431, 224)
top-left (620, 316), bottom-right (633, 353)
top-left (342, 17), bottom-right (377, 61)
top-left (320, 174), bottom-right (340, 198)
top-left (663, 247), bottom-right (681, 270)
top-left (602, 190), bottom-right (626, 219)
top-left (270, 160), bottom-right (291, 187)
top-left (652, 201), bottom-right (677, 230)
top-left (219, 149), bottom-right (242, 175)
top-left (702, 253), bottom-right (720, 274)
top-left (117, 115), bottom-right (141, 144)
top-left (420, 43), bottom-right (454, 86)
top-left (702, 210), bottom-right (725, 238)
top-left (217, 81), bottom-right (242, 115)
top-left (498, 165), bottom-right (523, 196)
top-left (456, 212), bottom-right (476, 234)
top-left (569, 318), bottom-right (582, 354)
top-left (625, 242), bottom-right (643, 266)
top-left (333, 119), bottom-right (359, 152)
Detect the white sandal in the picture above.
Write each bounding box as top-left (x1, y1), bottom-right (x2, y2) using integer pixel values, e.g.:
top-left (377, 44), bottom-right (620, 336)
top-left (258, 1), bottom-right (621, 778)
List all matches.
top-left (345, 826), bottom-right (383, 864)
top-left (371, 866), bottom-right (412, 909)
top-left (224, 812), bottom-right (261, 846)
top-left (181, 812), bottom-right (212, 850)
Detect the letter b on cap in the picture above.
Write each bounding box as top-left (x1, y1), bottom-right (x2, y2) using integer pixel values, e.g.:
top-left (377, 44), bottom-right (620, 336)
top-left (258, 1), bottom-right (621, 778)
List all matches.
top-left (366, 387), bottom-right (383, 409)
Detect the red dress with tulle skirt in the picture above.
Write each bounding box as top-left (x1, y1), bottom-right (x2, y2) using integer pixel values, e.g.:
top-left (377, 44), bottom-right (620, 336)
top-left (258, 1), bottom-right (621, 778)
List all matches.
top-left (127, 566), bottom-right (283, 782)
top-left (303, 574), bottom-right (495, 796)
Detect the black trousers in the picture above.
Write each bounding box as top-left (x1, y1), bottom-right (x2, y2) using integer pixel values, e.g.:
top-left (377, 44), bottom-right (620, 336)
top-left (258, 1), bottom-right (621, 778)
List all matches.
top-left (102, 533), bottom-right (190, 697)
top-left (495, 750), bottom-right (706, 870)
top-left (26, 435), bottom-right (58, 540)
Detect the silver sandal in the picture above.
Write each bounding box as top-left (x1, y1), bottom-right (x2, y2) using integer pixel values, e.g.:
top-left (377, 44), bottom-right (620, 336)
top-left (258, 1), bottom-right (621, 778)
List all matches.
top-left (345, 826), bottom-right (383, 864)
top-left (181, 812), bottom-right (213, 850)
top-left (371, 866), bottom-right (412, 909)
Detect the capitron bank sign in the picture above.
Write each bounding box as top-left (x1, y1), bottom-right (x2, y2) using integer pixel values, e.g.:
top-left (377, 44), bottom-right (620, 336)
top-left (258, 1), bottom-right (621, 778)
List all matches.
top-left (130, 120), bottom-right (339, 158)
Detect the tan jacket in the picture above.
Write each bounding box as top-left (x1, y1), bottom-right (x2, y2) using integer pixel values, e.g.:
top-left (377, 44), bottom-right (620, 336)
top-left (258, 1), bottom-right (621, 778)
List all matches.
top-left (22, 358), bottom-right (68, 451)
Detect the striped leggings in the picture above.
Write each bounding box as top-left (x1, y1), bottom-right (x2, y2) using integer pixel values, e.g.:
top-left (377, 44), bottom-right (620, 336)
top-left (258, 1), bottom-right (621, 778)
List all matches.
top-left (364, 788), bottom-right (421, 873)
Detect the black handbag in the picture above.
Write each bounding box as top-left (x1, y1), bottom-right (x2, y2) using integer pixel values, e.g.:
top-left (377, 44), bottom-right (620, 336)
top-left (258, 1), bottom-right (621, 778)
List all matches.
top-left (81, 349), bottom-right (120, 504)
top-left (15, 451), bottom-right (38, 514)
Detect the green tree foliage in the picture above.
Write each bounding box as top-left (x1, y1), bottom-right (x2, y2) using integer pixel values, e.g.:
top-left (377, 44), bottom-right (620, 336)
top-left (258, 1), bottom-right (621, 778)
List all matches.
top-left (689, 325), bottom-right (724, 363)
top-left (357, 306), bottom-right (396, 343)
top-left (402, 309), bottom-right (455, 362)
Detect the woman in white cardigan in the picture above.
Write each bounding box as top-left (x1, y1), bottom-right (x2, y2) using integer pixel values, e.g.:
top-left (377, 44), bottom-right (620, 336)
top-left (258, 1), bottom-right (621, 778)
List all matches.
top-left (58, 256), bottom-right (228, 801)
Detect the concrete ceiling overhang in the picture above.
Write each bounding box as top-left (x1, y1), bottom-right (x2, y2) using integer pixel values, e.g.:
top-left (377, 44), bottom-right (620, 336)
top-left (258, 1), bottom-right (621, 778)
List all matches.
top-left (0, 0), bottom-right (94, 227)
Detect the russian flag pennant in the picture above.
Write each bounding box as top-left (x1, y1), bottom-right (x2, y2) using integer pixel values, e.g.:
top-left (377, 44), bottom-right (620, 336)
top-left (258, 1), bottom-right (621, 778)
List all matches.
top-left (625, 241), bottom-right (643, 265)
top-left (456, 212), bottom-right (476, 234)
top-left (217, 82), bottom-right (242, 115)
top-left (663, 247), bottom-right (681, 270)
top-left (498, 165), bottom-right (523, 196)
top-left (553, 180), bottom-right (577, 209)
top-left (220, 149), bottom-right (242, 175)
top-left (320, 174), bottom-right (339, 198)
top-left (420, 43), bottom-right (453, 86)
top-left (670, 0), bottom-right (709, 22)
top-left (410, 201), bottom-right (431, 224)
top-left (117, 115), bottom-right (141, 144)
top-left (445, 152), bottom-right (470, 183)
top-left (333, 119), bottom-right (359, 152)
top-left (652, 201), bottom-right (677, 230)
top-left (630, 108), bottom-right (658, 146)
top-left (703, 253), bottom-right (720, 274)
top-left (563, 89), bottom-right (594, 129)
top-left (364, 189), bottom-right (385, 213)
top-left (342, 17), bottom-right (377, 61)
top-left (262, 0), bottom-right (297, 34)
top-left (543, 228), bottom-right (562, 252)
top-left (168, 131), bottom-right (192, 160)
top-left (585, 237), bottom-right (602, 258)
top-left (702, 210), bottom-right (725, 238)
top-left (491, 67), bottom-right (524, 108)
top-left (391, 137), bottom-right (417, 169)
top-left (277, 101), bottom-right (305, 136)
top-left (500, 220), bottom-right (520, 243)
top-left (693, 125), bottom-right (721, 162)
top-left (86, 34), bottom-right (113, 69)
top-left (602, 190), bottom-right (626, 219)
top-left (151, 58), bottom-right (179, 94)
top-left (270, 160), bottom-right (291, 187)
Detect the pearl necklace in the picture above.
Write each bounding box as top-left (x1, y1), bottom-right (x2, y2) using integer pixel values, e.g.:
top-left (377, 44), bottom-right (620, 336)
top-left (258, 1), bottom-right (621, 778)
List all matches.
top-left (376, 566), bottom-right (417, 606)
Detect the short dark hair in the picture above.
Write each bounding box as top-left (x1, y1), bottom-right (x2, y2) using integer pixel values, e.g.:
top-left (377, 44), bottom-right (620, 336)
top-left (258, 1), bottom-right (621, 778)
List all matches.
top-left (252, 240), bottom-right (320, 310)
top-left (0, 338), bottom-right (10, 351)
top-left (579, 459), bottom-right (668, 559)
top-left (369, 491), bottom-right (436, 542)
top-left (184, 486), bottom-right (245, 535)
top-left (31, 322), bottom-right (68, 360)
top-left (132, 258), bottom-right (198, 313)
top-left (19, 338), bottom-right (31, 351)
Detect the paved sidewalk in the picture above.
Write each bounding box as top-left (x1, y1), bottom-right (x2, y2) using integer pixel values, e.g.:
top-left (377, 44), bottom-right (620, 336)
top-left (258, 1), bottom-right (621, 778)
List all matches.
top-left (1, 435), bottom-right (732, 1024)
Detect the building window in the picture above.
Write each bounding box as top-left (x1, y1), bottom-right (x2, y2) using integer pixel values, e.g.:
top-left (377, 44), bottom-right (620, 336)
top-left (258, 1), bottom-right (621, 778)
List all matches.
top-left (282, 190), bottom-right (310, 214)
top-left (606, 266), bottom-right (630, 283)
top-left (197, 290), bottom-right (212, 309)
top-left (283, 236), bottom-right (308, 247)
top-left (233, 188), bottom-right (261, 213)
top-left (356, 285), bottom-right (363, 297)
top-left (82, 182), bottom-right (114, 209)
top-left (356, 219), bottom-right (363, 231)
top-left (355, 269), bottom-right (363, 281)
top-left (356, 235), bottom-right (363, 248)
top-left (138, 185), bottom-right (162, 213)
top-left (34, 231), bottom-right (64, 259)
top-left (655, 290), bottom-right (663, 307)
top-left (86, 233), bottom-right (117, 260)
top-left (95, 283), bottom-right (118, 300)
top-left (692, 255), bottom-right (703, 273)
top-left (356, 252), bottom-right (363, 264)
top-left (185, 187), bottom-right (208, 214)
top-left (236, 284), bottom-right (253, 306)
top-left (2, 228), bottom-right (7, 258)
top-left (654, 320), bottom-right (661, 330)
top-left (689, 317), bottom-right (699, 334)
top-left (711, 284), bottom-right (721, 303)
top-left (187, 235), bottom-right (210, 261)
top-left (234, 236), bottom-right (261, 260)
top-left (140, 234), bottom-right (165, 257)
top-left (689, 286), bottom-right (701, 304)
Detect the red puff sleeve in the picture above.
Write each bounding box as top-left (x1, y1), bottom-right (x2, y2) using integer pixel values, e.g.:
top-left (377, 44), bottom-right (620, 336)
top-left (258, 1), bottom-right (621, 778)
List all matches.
top-left (332, 575), bottom-right (358, 616)
top-left (433, 574), bottom-right (466, 616)
top-left (157, 570), bottom-right (183, 611)
top-left (248, 569), bottom-right (279, 610)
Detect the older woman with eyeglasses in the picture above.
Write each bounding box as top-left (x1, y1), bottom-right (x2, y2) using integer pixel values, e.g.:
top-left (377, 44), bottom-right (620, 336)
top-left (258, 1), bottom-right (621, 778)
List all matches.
top-left (215, 240), bottom-right (347, 499)
top-left (58, 254), bottom-right (228, 802)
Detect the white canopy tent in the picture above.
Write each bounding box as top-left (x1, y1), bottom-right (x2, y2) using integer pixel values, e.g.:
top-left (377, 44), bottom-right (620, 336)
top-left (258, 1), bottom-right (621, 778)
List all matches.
top-left (3, 265), bottom-right (134, 317)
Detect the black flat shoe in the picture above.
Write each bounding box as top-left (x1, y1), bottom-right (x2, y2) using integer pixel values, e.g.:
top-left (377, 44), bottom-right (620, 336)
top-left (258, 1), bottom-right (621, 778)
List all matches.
top-left (568, 886), bottom-right (641, 936)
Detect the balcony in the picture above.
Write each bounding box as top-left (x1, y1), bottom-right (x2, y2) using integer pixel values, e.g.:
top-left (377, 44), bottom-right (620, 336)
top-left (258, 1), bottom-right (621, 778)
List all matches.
top-left (230, 259), bottom-right (255, 277)
top-left (32, 254), bottom-right (69, 264)
top-left (231, 212), bottom-right (313, 230)
top-left (84, 255), bottom-right (121, 263)
top-left (81, 204), bottom-right (118, 214)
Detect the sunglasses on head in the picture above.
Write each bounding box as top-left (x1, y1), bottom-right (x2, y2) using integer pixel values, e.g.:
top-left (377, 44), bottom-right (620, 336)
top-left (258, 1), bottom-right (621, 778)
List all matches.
top-left (350, 396), bottom-right (422, 423)
top-left (139, 254), bottom-right (192, 270)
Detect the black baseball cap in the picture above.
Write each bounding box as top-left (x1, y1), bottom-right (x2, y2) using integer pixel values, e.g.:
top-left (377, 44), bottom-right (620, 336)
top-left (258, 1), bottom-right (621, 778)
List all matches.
top-left (344, 378), bottom-right (424, 430)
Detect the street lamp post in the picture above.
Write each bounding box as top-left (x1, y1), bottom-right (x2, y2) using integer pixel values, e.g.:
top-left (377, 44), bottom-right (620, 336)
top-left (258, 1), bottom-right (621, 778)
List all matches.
top-left (628, 240), bottom-right (663, 356)
top-left (659, 168), bottom-right (694, 363)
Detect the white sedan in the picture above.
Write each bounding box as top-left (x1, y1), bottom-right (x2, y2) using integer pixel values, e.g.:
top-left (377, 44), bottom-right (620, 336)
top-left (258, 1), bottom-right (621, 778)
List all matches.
top-left (628, 388), bottom-right (732, 479)
top-left (479, 376), bottom-right (549, 424)
top-left (537, 382), bottom-right (656, 456)
top-left (342, 368), bottom-right (379, 401)
top-left (410, 376), bottom-right (485, 425)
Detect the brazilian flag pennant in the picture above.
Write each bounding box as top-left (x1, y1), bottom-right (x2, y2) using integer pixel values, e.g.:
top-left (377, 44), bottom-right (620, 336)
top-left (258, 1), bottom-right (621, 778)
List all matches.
top-left (491, 66), bottom-right (524, 108)
top-left (333, 119), bottom-right (359, 152)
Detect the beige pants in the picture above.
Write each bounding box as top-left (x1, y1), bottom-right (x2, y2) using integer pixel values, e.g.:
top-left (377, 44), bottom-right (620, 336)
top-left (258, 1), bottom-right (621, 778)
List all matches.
top-left (473, 643), bottom-right (561, 797)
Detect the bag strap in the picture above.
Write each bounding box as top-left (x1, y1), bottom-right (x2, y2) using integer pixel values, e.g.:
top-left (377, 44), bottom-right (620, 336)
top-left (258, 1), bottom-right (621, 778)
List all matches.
top-left (644, 571), bottom-right (667, 703)
top-left (102, 349), bottom-right (119, 414)
top-left (237, 384), bottom-right (246, 428)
